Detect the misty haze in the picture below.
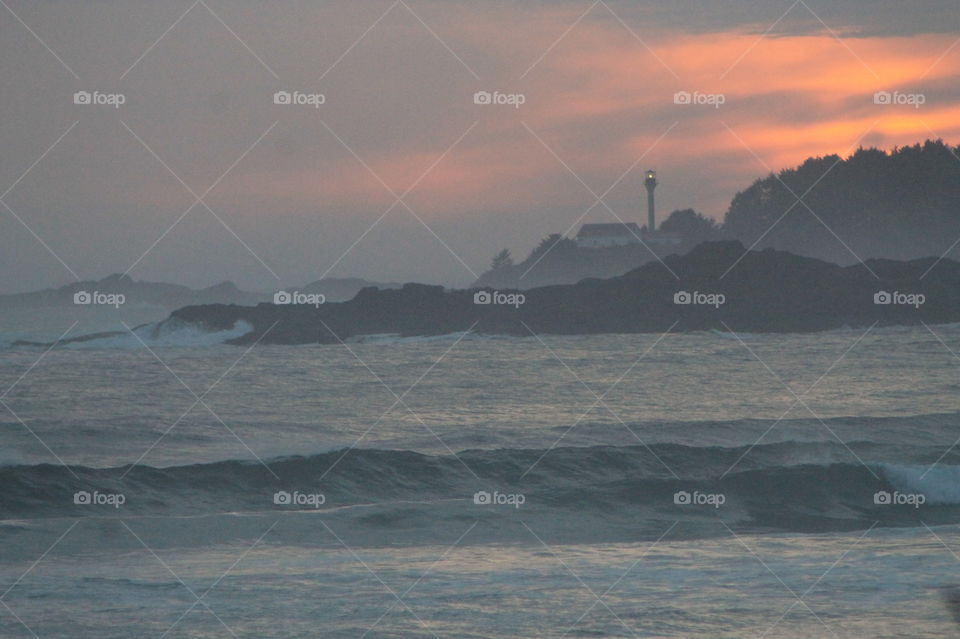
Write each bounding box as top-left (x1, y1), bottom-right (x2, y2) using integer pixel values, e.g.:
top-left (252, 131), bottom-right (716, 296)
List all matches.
top-left (3, 1), bottom-right (960, 637)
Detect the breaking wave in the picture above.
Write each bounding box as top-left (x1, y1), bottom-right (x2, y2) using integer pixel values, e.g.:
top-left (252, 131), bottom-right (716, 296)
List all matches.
top-left (63, 318), bottom-right (253, 349)
top-left (4, 441), bottom-right (959, 539)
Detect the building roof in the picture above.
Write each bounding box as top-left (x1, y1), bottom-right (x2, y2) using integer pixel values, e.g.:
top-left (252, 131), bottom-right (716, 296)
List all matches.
top-left (646, 231), bottom-right (683, 239)
top-left (576, 222), bottom-right (642, 238)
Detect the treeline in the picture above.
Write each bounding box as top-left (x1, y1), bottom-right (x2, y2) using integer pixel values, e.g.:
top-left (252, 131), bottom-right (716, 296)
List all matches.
top-left (723, 139), bottom-right (960, 262)
top-left (475, 209), bottom-right (721, 289)
top-left (476, 139), bottom-right (960, 288)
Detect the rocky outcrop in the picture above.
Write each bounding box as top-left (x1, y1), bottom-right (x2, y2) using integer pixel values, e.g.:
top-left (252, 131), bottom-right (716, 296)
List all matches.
top-left (162, 241), bottom-right (960, 345)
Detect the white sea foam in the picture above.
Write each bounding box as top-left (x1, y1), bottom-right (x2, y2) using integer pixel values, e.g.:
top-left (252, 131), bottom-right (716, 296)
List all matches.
top-left (344, 331), bottom-right (478, 344)
top-left (64, 319), bottom-right (254, 349)
top-left (878, 463), bottom-right (960, 504)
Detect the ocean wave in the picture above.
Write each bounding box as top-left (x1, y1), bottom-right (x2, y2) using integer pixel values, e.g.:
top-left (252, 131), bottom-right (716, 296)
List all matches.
top-left (62, 318), bottom-right (253, 349)
top-left (877, 463), bottom-right (960, 504)
top-left (3, 442), bottom-right (959, 536)
top-left (344, 331), bottom-right (484, 344)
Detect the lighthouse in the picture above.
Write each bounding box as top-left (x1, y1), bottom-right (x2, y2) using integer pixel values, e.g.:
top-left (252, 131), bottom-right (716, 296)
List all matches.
top-left (644, 169), bottom-right (657, 232)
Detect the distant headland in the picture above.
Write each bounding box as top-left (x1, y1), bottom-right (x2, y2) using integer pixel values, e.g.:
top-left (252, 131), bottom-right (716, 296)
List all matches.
top-left (157, 240), bottom-right (960, 345)
top-left (475, 140), bottom-right (960, 289)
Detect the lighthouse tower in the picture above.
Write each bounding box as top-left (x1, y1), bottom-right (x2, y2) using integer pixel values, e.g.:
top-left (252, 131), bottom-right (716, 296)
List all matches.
top-left (644, 169), bottom-right (657, 232)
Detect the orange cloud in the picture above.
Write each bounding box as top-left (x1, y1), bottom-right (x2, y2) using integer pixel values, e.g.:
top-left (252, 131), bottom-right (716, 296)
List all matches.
top-left (211, 7), bottom-right (960, 224)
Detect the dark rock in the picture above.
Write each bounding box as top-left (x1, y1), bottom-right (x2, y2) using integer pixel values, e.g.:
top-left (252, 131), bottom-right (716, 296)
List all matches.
top-left (164, 241), bottom-right (960, 345)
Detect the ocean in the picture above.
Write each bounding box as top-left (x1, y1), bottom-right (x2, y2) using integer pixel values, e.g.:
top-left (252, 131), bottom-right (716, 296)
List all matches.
top-left (2, 323), bottom-right (960, 637)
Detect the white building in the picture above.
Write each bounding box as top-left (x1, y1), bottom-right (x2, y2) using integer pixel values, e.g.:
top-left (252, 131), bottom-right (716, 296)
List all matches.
top-left (575, 223), bottom-right (642, 248)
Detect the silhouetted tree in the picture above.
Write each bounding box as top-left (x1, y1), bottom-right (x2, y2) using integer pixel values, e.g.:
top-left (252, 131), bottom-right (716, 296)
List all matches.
top-left (524, 233), bottom-right (576, 266)
top-left (722, 139), bottom-right (960, 262)
top-left (491, 248), bottom-right (513, 271)
top-left (659, 209), bottom-right (720, 242)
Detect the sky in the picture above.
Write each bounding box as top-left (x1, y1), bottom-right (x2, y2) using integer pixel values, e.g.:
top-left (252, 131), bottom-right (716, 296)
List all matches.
top-left (1, 0), bottom-right (960, 293)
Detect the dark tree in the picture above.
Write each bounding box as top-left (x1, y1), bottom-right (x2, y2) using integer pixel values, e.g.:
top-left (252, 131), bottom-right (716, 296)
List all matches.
top-left (490, 249), bottom-right (513, 271)
top-left (722, 139), bottom-right (960, 262)
top-left (659, 209), bottom-right (720, 242)
top-left (524, 234), bottom-right (577, 266)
